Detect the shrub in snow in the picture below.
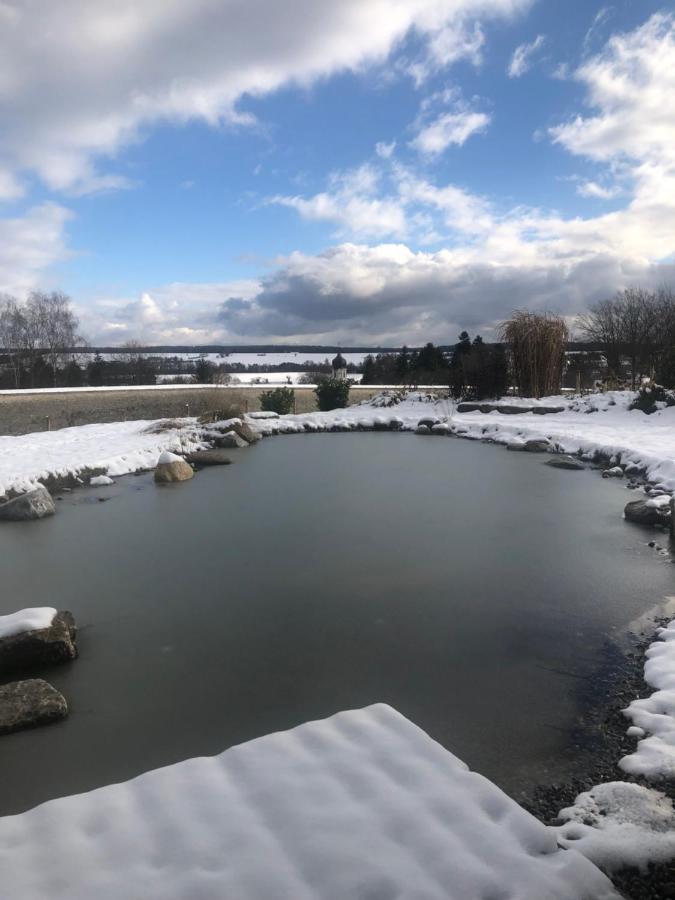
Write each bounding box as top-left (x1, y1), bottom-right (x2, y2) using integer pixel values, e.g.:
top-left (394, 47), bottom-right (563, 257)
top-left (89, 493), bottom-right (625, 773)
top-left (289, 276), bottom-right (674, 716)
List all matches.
top-left (630, 384), bottom-right (675, 415)
top-left (260, 386), bottom-right (294, 415)
top-left (314, 376), bottom-right (351, 411)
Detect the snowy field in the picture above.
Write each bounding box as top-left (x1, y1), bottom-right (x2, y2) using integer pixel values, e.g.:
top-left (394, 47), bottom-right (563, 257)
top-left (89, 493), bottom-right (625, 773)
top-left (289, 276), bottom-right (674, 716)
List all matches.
top-left (79, 350), bottom-right (375, 366)
top-left (0, 704), bottom-right (618, 900)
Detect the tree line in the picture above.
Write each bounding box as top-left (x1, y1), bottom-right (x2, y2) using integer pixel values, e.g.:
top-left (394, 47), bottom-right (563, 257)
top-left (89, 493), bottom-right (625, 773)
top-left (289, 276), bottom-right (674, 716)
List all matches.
top-left (577, 287), bottom-right (675, 388)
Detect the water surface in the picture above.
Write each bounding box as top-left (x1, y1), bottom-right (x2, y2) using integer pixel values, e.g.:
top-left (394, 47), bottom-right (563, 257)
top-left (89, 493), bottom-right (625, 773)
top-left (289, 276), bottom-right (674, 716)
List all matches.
top-left (0, 433), bottom-right (672, 814)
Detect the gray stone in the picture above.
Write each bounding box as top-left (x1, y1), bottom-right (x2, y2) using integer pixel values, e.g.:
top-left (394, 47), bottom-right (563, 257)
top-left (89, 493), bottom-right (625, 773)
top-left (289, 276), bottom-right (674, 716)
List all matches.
top-left (415, 425), bottom-right (432, 435)
top-left (624, 499), bottom-right (670, 527)
top-left (0, 485), bottom-right (55, 521)
top-left (524, 439), bottom-right (550, 453)
top-left (0, 610), bottom-right (77, 674)
top-left (602, 466), bottom-right (624, 478)
top-left (546, 455), bottom-right (585, 471)
top-left (154, 458), bottom-right (194, 483)
top-left (417, 416), bottom-right (440, 429)
top-left (0, 679), bottom-right (67, 735)
top-left (214, 431), bottom-right (249, 449)
top-left (186, 449), bottom-right (232, 467)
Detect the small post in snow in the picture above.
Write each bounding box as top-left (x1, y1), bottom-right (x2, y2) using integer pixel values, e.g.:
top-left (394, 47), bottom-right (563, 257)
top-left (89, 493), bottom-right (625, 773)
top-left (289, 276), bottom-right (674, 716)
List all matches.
top-left (185, 403), bottom-right (190, 418)
top-left (45, 416), bottom-right (50, 432)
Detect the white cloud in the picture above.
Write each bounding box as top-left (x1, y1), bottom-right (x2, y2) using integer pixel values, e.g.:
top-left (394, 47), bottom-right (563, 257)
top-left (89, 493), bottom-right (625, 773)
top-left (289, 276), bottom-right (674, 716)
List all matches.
top-left (0, 0), bottom-right (531, 197)
top-left (411, 110), bottom-right (490, 155)
top-left (270, 164), bottom-right (408, 239)
top-left (576, 180), bottom-right (620, 200)
top-left (0, 204), bottom-right (72, 296)
top-left (80, 279), bottom-right (261, 344)
top-left (507, 34), bottom-right (546, 77)
top-left (550, 13), bottom-right (675, 168)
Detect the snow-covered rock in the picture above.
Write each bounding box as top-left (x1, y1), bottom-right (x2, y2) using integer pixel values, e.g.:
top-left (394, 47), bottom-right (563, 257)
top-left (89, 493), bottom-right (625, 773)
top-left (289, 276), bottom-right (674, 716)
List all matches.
top-left (0, 704), bottom-right (618, 900)
top-left (0, 485), bottom-right (55, 521)
top-left (623, 498), bottom-right (669, 527)
top-left (185, 449), bottom-right (232, 467)
top-left (89, 474), bottom-right (114, 486)
top-left (556, 782), bottom-right (675, 872)
top-left (215, 430), bottom-right (249, 449)
top-left (0, 610), bottom-right (77, 673)
top-left (0, 608), bottom-right (56, 640)
top-left (154, 452), bottom-right (194, 483)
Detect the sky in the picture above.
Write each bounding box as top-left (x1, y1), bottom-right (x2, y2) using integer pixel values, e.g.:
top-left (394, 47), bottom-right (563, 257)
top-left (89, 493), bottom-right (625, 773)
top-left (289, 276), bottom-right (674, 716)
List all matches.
top-left (1, 0), bottom-right (674, 346)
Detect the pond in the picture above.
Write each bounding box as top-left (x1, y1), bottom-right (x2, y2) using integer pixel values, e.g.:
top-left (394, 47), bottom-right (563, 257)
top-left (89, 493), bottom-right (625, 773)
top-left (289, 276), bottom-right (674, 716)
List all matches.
top-left (0, 432), bottom-right (673, 815)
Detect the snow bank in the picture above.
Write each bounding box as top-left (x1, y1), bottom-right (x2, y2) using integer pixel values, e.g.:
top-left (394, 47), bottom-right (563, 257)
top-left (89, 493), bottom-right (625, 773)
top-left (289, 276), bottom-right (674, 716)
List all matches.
top-left (0, 420), bottom-right (206, 497)
top-left (0, 704), bottom-right (617, 900)
top-left (556, 782), bottom-right (675, 872)
top-left (620, 619), bottom-right (675, 779)
top-left (0, 607), bottom-right (56, 640)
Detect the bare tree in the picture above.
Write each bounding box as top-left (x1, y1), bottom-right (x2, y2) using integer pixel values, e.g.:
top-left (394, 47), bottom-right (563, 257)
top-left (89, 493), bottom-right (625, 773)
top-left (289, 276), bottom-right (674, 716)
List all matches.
top-left (578, 289), bottom-right (661, 388)
top-left (0, 295), bottom-right (26, 387)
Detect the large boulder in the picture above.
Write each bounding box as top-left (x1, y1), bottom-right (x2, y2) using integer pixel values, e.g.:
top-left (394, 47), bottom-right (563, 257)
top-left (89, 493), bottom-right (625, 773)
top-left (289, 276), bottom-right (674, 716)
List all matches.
top-left (624, 499), bottom-right (670, 527)
top-left (0, 610), bottom-right (77, 674)
top-left (524, 439), bottom-right (551, 453)
top-left (154, 451), bottom-right (194, 484)
top-left (546, 456), bottom-right (585, 471)
top-left (0, 679), bottom-right (67, 735)
top-left (214, 431), bottom-right (249, 449)
top-left (232, 422), bottom-right (262, 444)
top-left (185, 449), bottom-right (232, 467)
top-left (0, 485), bottom-right (55, 521)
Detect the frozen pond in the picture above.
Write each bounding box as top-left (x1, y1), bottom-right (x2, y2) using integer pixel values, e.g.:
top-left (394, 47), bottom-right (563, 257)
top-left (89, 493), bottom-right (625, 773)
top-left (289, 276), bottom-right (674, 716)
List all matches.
top-left (0, 432), bottom-right (673, 814)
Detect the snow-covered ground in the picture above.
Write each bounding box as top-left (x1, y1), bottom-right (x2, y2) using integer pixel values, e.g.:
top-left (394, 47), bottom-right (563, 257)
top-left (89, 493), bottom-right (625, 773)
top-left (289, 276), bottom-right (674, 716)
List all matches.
top-left (0, 704), bottom-right (618, 900)
top-left (0, 419), bottom-right (206, 496)
top-left (555, 782), bottom-right (675, 872)
top-left (620, 619), bottom-right (675, 779)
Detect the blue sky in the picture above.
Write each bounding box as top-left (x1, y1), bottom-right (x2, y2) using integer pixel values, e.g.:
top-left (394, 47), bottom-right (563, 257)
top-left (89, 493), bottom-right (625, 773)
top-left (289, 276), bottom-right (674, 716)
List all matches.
top-left (0, 0), bottom-right (674, 344)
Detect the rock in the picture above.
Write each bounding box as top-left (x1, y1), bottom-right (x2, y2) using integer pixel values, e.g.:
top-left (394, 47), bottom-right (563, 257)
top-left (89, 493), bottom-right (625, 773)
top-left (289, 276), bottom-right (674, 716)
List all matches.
top-left (0, 485), bottom-right (55, 521)
top-left (0, 610), bottom-right (77, 674)
top-left (417, 417), bottom-right (440, 429)
top-left (214, 431), bottom-right (249, 449)
top-left (524, 439), bottom-right (551, 453)
top-left (185, 449), bottom-right (232, 467)
top-left (154, 451), bottom-right (194, 483)
top-left (624, 499), bottom-right (669, 527)
top-left (431, 423), bottom-right (451, 435)
top-left (415, 425), bottom-right (431, 435)
top-left (0, 679), bottom-right (68, 735)
top-left (231, 422), bottom-right (262, 444)
top-left (602, 466), bottom-right (624, 478)
top-left (546, 456), bottom-right (585, 470)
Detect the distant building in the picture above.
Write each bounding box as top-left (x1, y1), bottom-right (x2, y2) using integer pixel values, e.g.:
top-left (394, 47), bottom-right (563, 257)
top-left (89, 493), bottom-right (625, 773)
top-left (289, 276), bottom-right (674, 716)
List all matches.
top-left (332, 352), bottom-right (347, 380)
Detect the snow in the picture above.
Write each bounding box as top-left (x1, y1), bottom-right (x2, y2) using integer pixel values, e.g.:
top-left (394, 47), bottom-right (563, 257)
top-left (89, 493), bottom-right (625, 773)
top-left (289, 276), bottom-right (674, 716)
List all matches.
top-left (89, 475), bottom-right (114, 486)
top-left (0, 704), bottom-right (617, 900)
top-left (619, 618), bottom-right (675, 779)
top-left (157, 450), bottom-right (184, 465)
top-left (556, 782), bottom-right (675, 872)
top-left (0, 607), bottom-right (56, 640)
top-left (0, 419), bottom-right (206, 498)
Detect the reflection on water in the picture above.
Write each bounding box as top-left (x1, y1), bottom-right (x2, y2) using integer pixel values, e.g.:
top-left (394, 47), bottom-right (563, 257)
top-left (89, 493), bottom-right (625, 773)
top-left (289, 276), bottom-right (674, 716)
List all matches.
top-left (0, 433), bottom-right (671, 814)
